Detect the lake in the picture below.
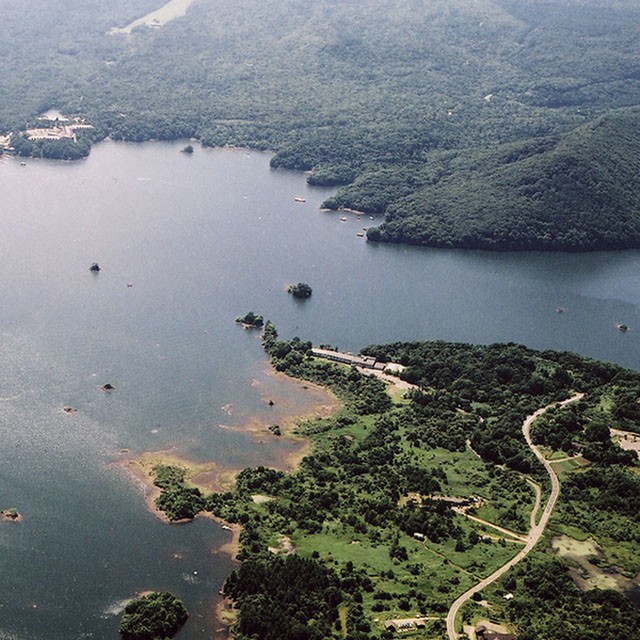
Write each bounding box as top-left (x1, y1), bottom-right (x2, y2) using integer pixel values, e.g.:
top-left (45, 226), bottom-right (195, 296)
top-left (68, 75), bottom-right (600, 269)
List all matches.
top-left (1, 139), bottom-right (639, 639)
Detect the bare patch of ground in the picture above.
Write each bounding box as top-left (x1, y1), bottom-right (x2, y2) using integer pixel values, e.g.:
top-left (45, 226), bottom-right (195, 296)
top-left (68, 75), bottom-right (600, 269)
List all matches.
top-left (463, 620), bottom-right (511, 639)
top-left (110, 0), bottom-right (195, 35)
top-left (268, 535), bottom-right (295, 555)
top-left (552, 534), bottom-right (637, 591)
top-left (611, 428), bottom-right (640, 458)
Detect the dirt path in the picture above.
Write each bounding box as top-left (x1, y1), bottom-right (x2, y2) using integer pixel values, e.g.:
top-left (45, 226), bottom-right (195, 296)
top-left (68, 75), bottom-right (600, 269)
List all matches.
top-left (453, 510), bottom-right (528, 543)
top-left (356, 366), bottom-right (418, 391)
top-left (446, 393), bottom-right (584, 639)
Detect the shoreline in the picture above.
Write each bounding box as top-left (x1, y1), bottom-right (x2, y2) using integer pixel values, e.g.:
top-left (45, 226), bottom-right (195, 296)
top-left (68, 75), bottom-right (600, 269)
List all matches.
top-left (119, 364), bottom-right (341, 637)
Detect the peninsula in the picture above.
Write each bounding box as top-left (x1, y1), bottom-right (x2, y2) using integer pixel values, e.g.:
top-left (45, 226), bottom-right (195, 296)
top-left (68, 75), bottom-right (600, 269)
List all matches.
top-left (146, 324), bottom-right (640, 639)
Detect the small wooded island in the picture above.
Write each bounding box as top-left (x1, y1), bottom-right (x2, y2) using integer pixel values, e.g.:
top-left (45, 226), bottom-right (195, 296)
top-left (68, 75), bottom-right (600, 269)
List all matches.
top-left (287, 282), bottom-right (312, 298)
top-left (235, 311), bottom-right (264, 328)
top-left (149, 322), bottom-right (640, 640)
top-left (119, 591), bottom-right (188, 640)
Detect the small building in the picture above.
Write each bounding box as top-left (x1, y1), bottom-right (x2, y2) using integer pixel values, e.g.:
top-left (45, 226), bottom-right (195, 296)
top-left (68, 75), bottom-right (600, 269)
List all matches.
top-left (311, 347), bottom-right (378, 369)
top-left (384, 618), bottom-right (425, 633)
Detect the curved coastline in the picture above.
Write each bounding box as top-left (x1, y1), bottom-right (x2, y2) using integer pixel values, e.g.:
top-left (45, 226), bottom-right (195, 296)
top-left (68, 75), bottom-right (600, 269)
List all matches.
top-left (120, 365), bottom-right (341, 637)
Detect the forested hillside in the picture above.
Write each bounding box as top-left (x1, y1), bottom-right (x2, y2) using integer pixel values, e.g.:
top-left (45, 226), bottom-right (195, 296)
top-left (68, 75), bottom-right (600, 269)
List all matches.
top-left (358, 110), bottom-right (640, 250)
top-left (2, 0), bottom-right (640, 249)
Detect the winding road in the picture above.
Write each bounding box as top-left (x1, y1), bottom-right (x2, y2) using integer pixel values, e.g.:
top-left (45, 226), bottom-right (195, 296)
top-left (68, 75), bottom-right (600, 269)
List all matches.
top-left (445, 393), bottom-right (584, 640)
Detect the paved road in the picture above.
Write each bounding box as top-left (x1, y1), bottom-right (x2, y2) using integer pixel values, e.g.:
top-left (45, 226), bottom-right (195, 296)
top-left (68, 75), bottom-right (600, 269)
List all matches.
top-left (445, 394), bottom-right (584, 639)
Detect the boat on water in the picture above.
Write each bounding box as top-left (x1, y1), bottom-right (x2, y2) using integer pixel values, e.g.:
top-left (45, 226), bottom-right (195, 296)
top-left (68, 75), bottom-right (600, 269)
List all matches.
top-left (293, 196), bottom-right (306, 203)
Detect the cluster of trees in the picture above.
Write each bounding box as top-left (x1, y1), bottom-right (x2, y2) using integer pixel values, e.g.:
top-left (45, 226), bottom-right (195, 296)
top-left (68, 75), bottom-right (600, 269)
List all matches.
top-left (153, 464), bottom-right (205, 521)
top-left (223, 555), bottom-right (343, 640)
top-left (10, 132), bottom-right (96, 161)
top-left (503, 559), bottom-right (640, 640)
top-left (2, 1), bottom-right (640, 248)
top-left (533, 405), bottom-right (636, 465)
top-left (262, 322), bottom-right (391, 415)
top-left (119, 591), bottom-right (188, 640)
top-left (287, 283), bottom-right (312, 299)
top-left (362, 339), bottom-right (636, 472)
top-left (235, 311), bottom-right (264, 328)
top-left (561, 465), bottom-right (640, 546)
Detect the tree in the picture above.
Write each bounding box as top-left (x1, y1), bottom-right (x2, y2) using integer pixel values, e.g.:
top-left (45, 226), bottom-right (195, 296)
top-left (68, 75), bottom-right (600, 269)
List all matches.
top-left (287, 283), bottom-right (312, 298)
top-left (236, 311), bottom-right (264, 327)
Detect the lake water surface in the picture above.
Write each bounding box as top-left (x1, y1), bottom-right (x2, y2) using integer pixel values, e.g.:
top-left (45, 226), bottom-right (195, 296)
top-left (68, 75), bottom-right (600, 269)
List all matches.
top-left (1, 140), bottom-right (640, 639)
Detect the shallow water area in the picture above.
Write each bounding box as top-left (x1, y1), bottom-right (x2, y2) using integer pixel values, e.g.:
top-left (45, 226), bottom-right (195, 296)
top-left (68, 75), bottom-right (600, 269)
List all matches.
top-left (2, 139), bottom-right (640, 638)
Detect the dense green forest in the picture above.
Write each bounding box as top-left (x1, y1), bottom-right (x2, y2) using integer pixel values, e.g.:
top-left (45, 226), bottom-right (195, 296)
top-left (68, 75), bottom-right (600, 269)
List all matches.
top-left (119, 591), bottom-right (188, 640)
top-left (151, 325), bottom-right (640, 639)
top-left (350, 110), bottom-right (640, 250)
top-left (1, 0), bottom-right (640, 249)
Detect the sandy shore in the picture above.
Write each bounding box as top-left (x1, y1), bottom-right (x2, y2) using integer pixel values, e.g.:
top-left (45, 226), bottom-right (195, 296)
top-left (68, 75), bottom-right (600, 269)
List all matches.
top-left (124, 451), bottom-right (220, 520)
top-left (214, 596), bottom-right (237, 640)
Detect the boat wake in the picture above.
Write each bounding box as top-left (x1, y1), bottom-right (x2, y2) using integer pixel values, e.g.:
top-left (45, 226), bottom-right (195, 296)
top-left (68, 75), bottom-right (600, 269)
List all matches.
top-left (101, 597), bottom-right (133, 617)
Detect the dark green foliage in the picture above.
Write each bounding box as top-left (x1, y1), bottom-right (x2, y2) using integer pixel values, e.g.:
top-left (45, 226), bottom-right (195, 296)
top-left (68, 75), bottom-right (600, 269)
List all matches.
top-left (11, 131), bottom-right (96, 160)
top-left (223, 555), bottom-right (342, 640)
top-left (235, 311), bottom-right (264, 327)
top-left (562, 466), bottom-right (640, 542)
top-left (149, 331), bottom-right (640, 638)
top-left (506, 559), bottom-right (640, 640)
top-left (153, 464), bottom-right (186, 489)
top-left (398, 499), bottom-right (461, 543)
top-left (534, 407), bottom-right (636, 464)
top-left (2, 1), bottom-right (640, 247)
top-left (153, 465), bottom-right (205, 521)
top-left (287, 283), bottom-right (312, 298)
top-left (235, 466), bottom-right (286, 496)
top-left (263, 332), bottom-right (391, 415)
top-left (362, 339), bottom-right (640, 470)
top-left (155, 486), bottom-right (205, 521)
top-left (612, 383), bottom-right (640, 430)
top-left (119, 591), bottom-right (188, 640)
